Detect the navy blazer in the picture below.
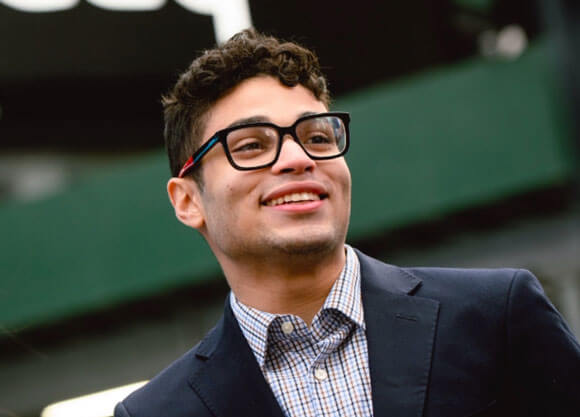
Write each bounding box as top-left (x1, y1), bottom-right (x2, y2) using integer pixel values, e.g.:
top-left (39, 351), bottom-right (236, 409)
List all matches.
top-left (115, 250), bottom-right (580, 417)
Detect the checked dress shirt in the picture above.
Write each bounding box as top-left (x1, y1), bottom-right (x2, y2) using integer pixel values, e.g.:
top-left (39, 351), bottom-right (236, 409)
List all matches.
top-left (230, 245), bottom-right (374, 417)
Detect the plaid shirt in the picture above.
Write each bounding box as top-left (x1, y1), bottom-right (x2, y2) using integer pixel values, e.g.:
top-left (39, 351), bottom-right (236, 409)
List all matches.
top-left (230, 245), bottom-right (373, 417)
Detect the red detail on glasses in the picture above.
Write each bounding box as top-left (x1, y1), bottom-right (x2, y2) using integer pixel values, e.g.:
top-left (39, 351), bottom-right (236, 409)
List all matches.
top-left (178, 156), bottom-right (194, 178)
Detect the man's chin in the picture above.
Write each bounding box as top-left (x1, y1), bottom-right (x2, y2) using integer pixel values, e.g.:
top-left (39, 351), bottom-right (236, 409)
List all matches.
top-left (276, 240), bottom-right (334, 256)
top-left (266, 230), bottom-right (344, 257)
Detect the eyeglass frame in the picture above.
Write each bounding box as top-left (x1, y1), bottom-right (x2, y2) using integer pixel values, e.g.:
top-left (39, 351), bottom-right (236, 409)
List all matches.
top-left (177, 111), bottom-right (351, 178)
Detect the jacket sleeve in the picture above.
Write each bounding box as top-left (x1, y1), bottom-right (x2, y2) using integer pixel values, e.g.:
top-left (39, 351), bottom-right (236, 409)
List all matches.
top-left (506, 269), bottom-right (580, 415)
top-left (114, 401), bottom-right (132, 417)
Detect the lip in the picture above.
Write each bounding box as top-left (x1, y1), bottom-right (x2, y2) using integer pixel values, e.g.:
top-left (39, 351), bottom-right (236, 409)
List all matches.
top-left (266, 199), bottom-right (324, 213)
top-left (261, 181), bottom-right (328, 206)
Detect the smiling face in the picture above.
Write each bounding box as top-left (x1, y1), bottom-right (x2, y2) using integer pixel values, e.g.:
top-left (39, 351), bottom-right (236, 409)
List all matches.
top-left (169, 76), bottom-right (351, 266)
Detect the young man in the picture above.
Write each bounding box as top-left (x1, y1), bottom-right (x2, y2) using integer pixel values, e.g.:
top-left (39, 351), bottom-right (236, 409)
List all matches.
top-left (115, 29), bottom-right (580, 417)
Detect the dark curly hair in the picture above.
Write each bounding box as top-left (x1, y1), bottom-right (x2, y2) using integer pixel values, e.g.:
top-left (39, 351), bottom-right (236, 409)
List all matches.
top-left (162, 28), bottom-right (331, 185)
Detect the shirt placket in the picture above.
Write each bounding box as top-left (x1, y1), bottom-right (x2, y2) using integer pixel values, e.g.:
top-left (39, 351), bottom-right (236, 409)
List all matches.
top-left (305, 313), bottom-right (344, 417)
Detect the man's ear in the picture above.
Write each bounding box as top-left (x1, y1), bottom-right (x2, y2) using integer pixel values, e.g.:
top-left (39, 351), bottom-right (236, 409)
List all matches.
top-left (167, 177), bottom-right (206, 230)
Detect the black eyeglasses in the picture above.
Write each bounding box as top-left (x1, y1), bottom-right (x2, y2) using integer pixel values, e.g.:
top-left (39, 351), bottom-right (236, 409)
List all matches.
top-left (178, 112), bottom-right (350, 177)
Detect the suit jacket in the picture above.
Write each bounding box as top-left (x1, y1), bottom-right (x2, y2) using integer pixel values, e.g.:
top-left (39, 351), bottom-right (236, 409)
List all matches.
top-left (115, 249), bottom-right (580, 417)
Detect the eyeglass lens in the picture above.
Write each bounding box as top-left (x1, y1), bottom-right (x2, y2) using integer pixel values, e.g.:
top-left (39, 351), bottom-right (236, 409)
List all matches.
top-left (225, 115), bottom-right (347, 168)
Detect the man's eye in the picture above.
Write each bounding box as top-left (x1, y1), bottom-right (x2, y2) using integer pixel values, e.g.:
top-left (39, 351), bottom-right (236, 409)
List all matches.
top-left (306, 134), bottom-right (333, 145)
top-left (231, 140), bottom-right (265, 153)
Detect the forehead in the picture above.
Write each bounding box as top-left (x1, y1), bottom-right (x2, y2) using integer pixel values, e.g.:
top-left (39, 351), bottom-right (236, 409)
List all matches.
top-left (201, 76), bottom-right (328, 139)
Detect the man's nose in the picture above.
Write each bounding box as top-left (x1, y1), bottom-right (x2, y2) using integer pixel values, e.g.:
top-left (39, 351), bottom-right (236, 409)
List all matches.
top-left (270, 135), bottom-right (315, 174)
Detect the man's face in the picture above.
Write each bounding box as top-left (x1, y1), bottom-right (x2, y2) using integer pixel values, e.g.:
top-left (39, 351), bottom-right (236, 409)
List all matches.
top-left (183, 76), bottom-right (351, 263)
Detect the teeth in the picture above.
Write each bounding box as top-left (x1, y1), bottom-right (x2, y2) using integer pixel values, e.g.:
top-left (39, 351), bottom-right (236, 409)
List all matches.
top-left (265, 192), bottom-right (321, 206)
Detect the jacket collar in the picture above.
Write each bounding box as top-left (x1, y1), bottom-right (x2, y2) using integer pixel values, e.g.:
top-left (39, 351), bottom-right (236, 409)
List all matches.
top-left (188, 300), bottom-right (285, 417)
top-left (356, 249), bottom-right (440, 417)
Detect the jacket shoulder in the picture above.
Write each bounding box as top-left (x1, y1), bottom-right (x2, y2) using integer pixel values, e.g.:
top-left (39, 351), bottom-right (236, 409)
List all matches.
top-left (408, 265), bottom-right (521, 294)
top-left (114, 323), bottom-right (222, 417)
top-left (356, 247), bottom-right (522, 301)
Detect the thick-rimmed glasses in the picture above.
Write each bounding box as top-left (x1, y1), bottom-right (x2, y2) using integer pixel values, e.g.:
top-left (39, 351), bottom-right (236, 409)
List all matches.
top-left (178, 112), bottom-right (350, 177)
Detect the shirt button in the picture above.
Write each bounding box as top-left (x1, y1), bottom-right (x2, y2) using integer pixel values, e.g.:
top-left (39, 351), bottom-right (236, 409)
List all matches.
top-left (281, 321), bottom-right (294, 335)
top-left (314, 368), bottom-right (328, 381)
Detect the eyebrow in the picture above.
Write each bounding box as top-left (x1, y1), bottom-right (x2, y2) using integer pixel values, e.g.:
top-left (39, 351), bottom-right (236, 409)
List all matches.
top-left (226, 111), bottom-right (321, 129)
top-left (227, 116), bottom-right (268, 128)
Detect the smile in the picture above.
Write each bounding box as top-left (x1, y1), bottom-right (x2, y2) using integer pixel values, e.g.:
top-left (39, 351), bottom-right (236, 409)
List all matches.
top-left (264, 192), bottom-right (324, 207)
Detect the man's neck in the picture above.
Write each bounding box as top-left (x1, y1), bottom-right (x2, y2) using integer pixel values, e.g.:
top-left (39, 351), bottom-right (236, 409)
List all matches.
top-left (221, 246), bottom-right (346, 325)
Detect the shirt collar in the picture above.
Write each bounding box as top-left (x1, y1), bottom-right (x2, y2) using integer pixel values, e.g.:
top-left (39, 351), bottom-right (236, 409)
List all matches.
top-left (230, 244), bottom-right (365, 367)
top-left (321, 244), bottom-right (365, 330)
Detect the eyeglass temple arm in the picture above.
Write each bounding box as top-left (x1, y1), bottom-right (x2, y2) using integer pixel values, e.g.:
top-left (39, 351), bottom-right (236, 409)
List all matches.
top-left (178, 136), bottom-right (220, 178)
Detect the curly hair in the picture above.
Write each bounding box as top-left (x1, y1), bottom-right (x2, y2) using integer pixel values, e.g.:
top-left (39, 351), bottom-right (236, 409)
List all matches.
top-left (162, 28), bottom-right (331, 184)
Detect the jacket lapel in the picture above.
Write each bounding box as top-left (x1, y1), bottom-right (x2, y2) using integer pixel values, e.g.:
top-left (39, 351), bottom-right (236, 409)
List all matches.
top-left (357, 250), bottom-right (440, 417)
top-left (187, 301), bottom-right (285, 417)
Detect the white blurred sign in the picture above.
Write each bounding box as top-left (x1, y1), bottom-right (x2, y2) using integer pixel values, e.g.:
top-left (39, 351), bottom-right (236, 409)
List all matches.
top-left (41, 381), bottom-right (148, 417)
top-left (0, 0), bottom-right (252, 42)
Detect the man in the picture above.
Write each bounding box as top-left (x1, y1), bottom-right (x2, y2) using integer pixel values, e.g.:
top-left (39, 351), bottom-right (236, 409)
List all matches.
top-left (115, 29), bottom-right (580, 417)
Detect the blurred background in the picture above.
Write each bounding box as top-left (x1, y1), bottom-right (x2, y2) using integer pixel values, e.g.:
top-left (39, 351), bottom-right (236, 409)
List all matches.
top-left (1, 0), bottom-right (579, 416)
